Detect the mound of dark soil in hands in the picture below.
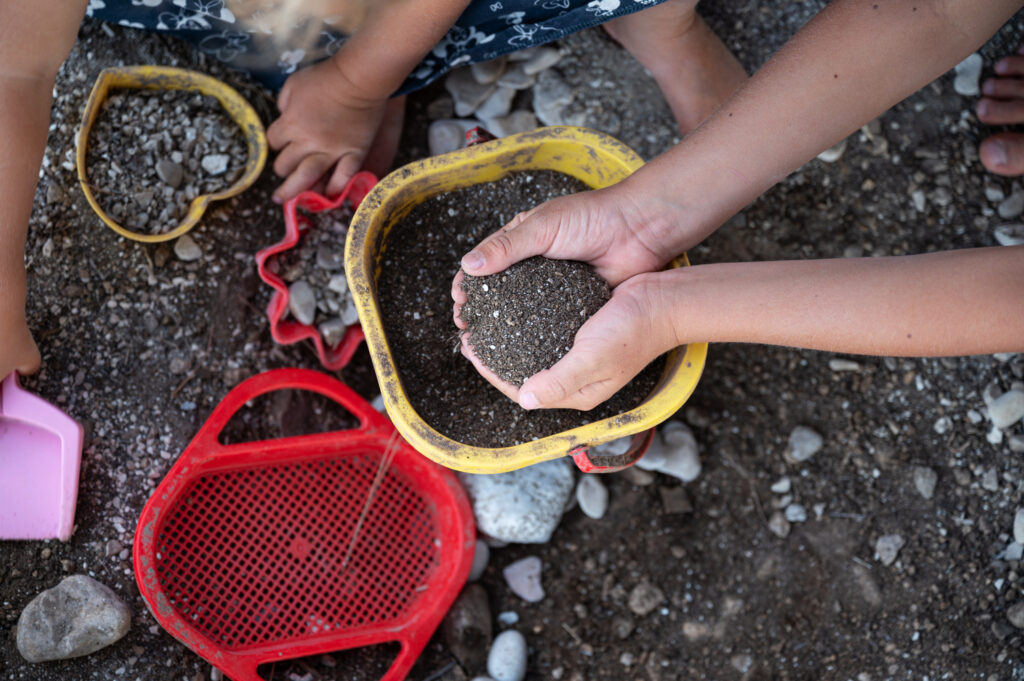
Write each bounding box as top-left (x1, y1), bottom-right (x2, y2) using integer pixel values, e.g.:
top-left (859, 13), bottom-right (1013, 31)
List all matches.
top-left (460, 256), bottom-right (610, 386)
top-left (377, 171), bottom-right (661, 447)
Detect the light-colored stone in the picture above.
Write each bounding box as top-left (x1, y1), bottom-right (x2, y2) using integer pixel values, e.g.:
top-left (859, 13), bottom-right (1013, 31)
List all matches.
top-left (16, 575), bottom-right (131, 662)
top-left (988, 390), bottom-right (1024, 429)
top-left (201, 153), bottom-right (229, 176)
top-left (446, 68), bottom-right (497, 117)
top-left (476, 86), bottom-right (517, 123)
top-left (287, 281), bottom-right (316, 326)
top-left (428, 119), bottom-right (479, 156)
top-left (768, 511), bottom-right (791, 538)
top-left (953, 53), bottom-right (983, 96)
top-left (469, 539), bottom-right (490, 582)
top-left (875, 534), bottom-right (905, 566)
top-left (816, 138), bottom-right (847, 163)
top-left (471, 56), bottom-right (508, 85)
top-left (318, 318), bottom-right (347, 348)
top-left (636, 421), bottom-right (701, 482)
top-left (999, 192), bottom-right (1024, 220)
top-left (155, 159), bottom-right (183, 188)
top-left (829, 358), bottom-right (861, 372)
top-left (784, 504), bottom-right (807, 523)
top-left (913, 466), bottom-right (937, 500)
top-left (1014, 509), bottom-right (1024, 545)
top-left (487, 630), bottom-right (528, 681)
top-left (785, 426), bottom-right (823, 463)
top-left (995, 224), bottom-right (1024, 246)
top-left (522, 47), bottom-right (561, 75)
top-left (532, 69), bottom-right (573, 126)
top-left (770, 477), bottom-right (791, 494)
top-left (458, 459), bottom-right (574, 543)
top-left (497, 64), bottom-right (537, 90)
top-left (1008, 601), bottom-right (1024, 629)
top-left (503, 556), bottom-right (544, 603)
top-left (576, 475), bottom-right (609, 520)
top-left (627, 581), bottom-right (664, 617)
top-left (173, 234), bottom-right (202, 262)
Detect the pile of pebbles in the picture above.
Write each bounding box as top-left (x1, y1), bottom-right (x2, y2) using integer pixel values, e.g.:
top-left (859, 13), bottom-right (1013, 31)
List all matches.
top-left (85, 89), bottom-right (246, 234)
top-left (266, 206), bottom-right (359, 347)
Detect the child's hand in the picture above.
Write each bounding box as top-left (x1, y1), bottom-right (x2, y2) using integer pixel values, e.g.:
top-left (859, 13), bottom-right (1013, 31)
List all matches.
top-left (267, 58), bottom-right (394, 203)
top-left (1, 308), bottom-right (41, 382)
top-left (459, 271), bottom-right (679, 411)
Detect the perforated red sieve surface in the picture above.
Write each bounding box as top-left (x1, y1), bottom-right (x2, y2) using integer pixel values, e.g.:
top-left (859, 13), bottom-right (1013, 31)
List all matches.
top-left (153, 450), bottom-right (440, 649)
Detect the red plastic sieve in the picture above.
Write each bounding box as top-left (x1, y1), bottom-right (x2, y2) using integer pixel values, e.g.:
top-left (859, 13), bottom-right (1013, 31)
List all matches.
top-left (255, 172), bottom-right (378, 370)
top-left (133, 368), bottom-right (475, 681)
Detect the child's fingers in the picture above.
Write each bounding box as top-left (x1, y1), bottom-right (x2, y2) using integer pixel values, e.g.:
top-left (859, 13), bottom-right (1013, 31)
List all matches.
top-left (273, 154), bottom-right (333, 203)
top-left (324, 152), bottom-right (366, 198)
top-left (977, 97), bottom-right (1024, 126)
top-left (981, 78), bottom-right (1024, 100)
top-left (459, 336), bottom-right (521, 404)
top-left (460, 207), bottom-right (555, 277)
top-left (995, 56), bottom-right (1024, 76)
top-left (272, 142), bottom-right (308, 179)
top-left (452, 270), bottom-right (468, 329)
top-left (266, 117), bottom-right (290, 151)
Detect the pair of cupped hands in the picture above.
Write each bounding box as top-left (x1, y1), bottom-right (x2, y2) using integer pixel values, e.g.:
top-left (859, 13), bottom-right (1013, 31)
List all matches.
top-left (266, 60), bottom-right (690, 412)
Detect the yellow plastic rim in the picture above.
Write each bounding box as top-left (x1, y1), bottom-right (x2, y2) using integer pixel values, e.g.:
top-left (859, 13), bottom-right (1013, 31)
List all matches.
top-left (346, 126), bottom-right (708, 474)
top-left (76, 66), bottom-right (268, 244)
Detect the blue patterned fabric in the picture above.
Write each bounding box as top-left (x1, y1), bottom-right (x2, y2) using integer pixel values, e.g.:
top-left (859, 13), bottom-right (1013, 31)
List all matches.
top-left (85, 0), bottom-right (664, 92)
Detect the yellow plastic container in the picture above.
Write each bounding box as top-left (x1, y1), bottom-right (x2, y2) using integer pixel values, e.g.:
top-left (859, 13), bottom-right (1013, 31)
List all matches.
top-left (76, 66), bottom-right (267, 244)
top-left (346, 126), bottom-right (707, 474)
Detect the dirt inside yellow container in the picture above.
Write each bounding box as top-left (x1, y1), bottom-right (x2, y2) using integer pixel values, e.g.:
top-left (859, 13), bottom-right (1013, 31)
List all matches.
top-left (345, 126), bottom-right (707, 474)
top-left (76, 66), bottom-right (267, 244)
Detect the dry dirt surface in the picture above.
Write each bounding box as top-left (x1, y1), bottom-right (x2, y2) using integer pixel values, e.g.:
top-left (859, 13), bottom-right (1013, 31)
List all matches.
top-left (3, 4), bottom-right (1024, 681)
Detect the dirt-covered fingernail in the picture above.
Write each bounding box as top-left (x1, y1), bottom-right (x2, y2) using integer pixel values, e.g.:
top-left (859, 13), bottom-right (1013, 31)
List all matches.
top-left (463, 252), bottom-right (485, 271)
top-left (520, 392), bottom-right (540, 409)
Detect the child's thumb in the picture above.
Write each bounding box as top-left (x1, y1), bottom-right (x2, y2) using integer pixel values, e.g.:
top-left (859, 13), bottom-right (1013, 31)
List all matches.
top-left (461, 209), bottom-right (556, 277)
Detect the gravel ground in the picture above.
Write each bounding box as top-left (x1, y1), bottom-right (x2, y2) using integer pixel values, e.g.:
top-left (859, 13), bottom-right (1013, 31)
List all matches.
top-left (3, 4), bottom-right (1024, 680)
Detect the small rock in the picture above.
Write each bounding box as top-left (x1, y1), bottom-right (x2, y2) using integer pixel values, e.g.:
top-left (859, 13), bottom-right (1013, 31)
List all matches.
top-left (730, 654), bottom-right (754, 674)
top-left (486, 111), bottom-right (539, 138)
top-left (611, 615), bottom-right (634, 640)
top-left (16, 575), bottom-right (131, 662)
top-left (1008, 601), bottom-right (1024, 629)
top-left (469, 539), bottom-right (490, 582)
top-left (522, 47), bottom-right (561, 75)
top-left (912, 189), bottom-right (927, 212)
top-left (496, 611), bottom-right (519, 626)
top-left (446, 68), bottom-right (497, 117)
top-left (173, 234), bottom-right (202, 262)
top-left (496, 64), bottom-right (537, 90)
top-left (988, 390), bottom-right (1024, 429)
top-left (327, 273), bottom-right (349, 295)
top-left (875, 534), bottom-right (905, 566)
top-left (682, 621), bottom-right (710, 642)
top-left (770, 477), bottom-right (791, 494)
top-left (155, 159), bottom-right (184, 188)
top-left (503, 556), bottom-right (544, 603)
top-left (200, 153), bottom-right (230, 176)
top-left (913, 466), bottom-right (937, 500)
top-left (998, 192), bottom-right (1024, 220)
top-left (933, 416), bottom-right (952, 435)
top-left (104, 540), bottom-right (123, 558)
top-left (636, 421), bottom-right (701, 482)
top-left (627, 581), bottom-right (664, 617)
top-left (487, 630), bottom-right (527, 681)
top-left (816, 138), bottom-right (847, 163)
top-left (1014, 509), bottom-right (1024, 545)
top-left (1010, 434), bottom-right (1024, 453)
top-left (621, 466), bottom-right (655, 486)
top-left (428, 119), bottom-right (478, 156)
top-left (318, 318), bottom-right (347, 348)
top-left (532, 70), bottom-right (573, 126)
top-left (426, 95), bottom-right (455, 120)
top-left (288, 281), bottom-right (317, 325)
top-left (784, 504), bottom-right (807, 523)
top-left (953, 53), bottom-right (982, 96)
top-left (785, 426), bottom-right (823, 463)
top-left (1006, 542), bottom-right (1024, 561)
top-left (768, 511), bottom-right (791, 538)
top-left (443, 584), bottom-right (493, 673)
top-left (476, 86), bottom-right (517, 123)
top-left (659, 486), bottom-right (692, 514)
top-left (828, 358), bottom-right (860, 372)
top-left (315, 243), bottom-right (344, 270)
top-left (995, 223), bottom-right (1024, 246)
top-left (576, 475), bottom-right (608, 519)
top-left (471, 56), bottom-right (508, 84)
top-left (981, 468), bottom-right (1000, 492)
top-left (458, 459), bottom-right (574, 543)
top-left (341, 300), bottom-right (360, 326)
top-left (592, 436), bottom-right (631, 456)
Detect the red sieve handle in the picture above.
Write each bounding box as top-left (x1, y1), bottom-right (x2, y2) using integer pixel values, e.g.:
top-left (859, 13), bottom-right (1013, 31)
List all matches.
top-left (189, 368), bottom-right (391, 455)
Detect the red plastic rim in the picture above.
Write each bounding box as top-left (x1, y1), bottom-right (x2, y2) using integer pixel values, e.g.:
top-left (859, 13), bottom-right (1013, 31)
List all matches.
top-left (255, 172), bottom-right (378, 370)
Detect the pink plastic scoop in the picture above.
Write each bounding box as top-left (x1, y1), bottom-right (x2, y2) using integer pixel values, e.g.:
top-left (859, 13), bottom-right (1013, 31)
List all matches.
top-left (0, 372), bottom-right (83, 541)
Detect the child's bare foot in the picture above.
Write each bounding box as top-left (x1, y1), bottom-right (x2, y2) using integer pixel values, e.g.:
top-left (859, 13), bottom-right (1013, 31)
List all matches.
top-left (978, 49), bottom-right (1024, 176)
top-left (603, 0), bottom-right (746, 134)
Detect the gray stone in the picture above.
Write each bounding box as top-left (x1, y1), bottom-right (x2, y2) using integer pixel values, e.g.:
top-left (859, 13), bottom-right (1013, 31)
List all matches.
top-left (327, 273), bottom-right (349, 295)
top-left (784, 504), bottom-right (807, 523)
top-left (469, 539), bottom-right (490, 582)
top-left (636, 420), bottom-right (701, 482)
top-left (816, 139), bottom-right (846, 163)
top-left (288, 281), bottom-right (317, 325)
top-left (1010, 434), bottom-right (1024, 453)
top-left (768, 511), bottom-right (791, 538)
top-left (496, 611), bottom-right (519, 626)
top-left (445, 68), bottom-right (497, 117)
top-left (496, 64), bottom-right (537, 91)
top-left (988, 389), bottom-right (1024, 429)
top-left (522, 47), bottom-right (561, 75)
top-left (458, 459), bottom-right (574, 543)
top-left (785, 426), bottom-right (823, 463)
top-left (875, 534), bottom-right (905, 566)
top-left (155, 159), bottom-right (183, 188)
top-left (173, 234), bottom-right (202, 262)
top-left (443, 584), bottom-right (492, 673)
top-left (503, 556), bottom-right (544, 603)
top-left (532, 70), bottom-right (573, 126)
top-left (16, 575), bottom-right (131, 662)
top-left (576, 475), bottom-right (608, 520)
top-left (1014, 508), bottom-right (1024, 545)
top-left (471, 56), bottom-right (508, 84)
top-left (426, 95), bottom-right (455, 120)
top-left (1006, 542), bottom-right (1024, 561)
top-left (429, 119), bottom-right (478, 156)
top-left (341, 300), bottom-right (360, 326)
top-left (913, 466), bottom-right (937, 500)
top-left (953, 53), bottom-right (982, 96)
top-left (591, 435), bottom-right (631, 457)
top-left (315, 243), bottom-right (344, 270)
top-left (828, 359), bottom-right (860, 372)
top-left (770, 477), bottom-right (791, 494)
top-left (488, 630), bottom-right (527, 681)
top-left (998, 192), bottom-right (1024, 220)
top-left (1008, 601), bottom-right (1024, 629)
top-left (995, 224), bottom-right (1024, 246)
top-left (476, 86), bottom-right (516, 123)
top-left (981, 468), bottom-right (1000, 492)
top-left (627, 581), bottom-right (664, 617)
top-left (201, 153), bottom-right (230, 176)
top-left (318, 318), bottom-right (347, 348)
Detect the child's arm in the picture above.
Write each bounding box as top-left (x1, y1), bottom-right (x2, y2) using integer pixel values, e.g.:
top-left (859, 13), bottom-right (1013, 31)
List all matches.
top-left (267, 0), bottom-right (473, 202)
top-left (470, 247), bottom-right (1024, 411)
top-left (0, 0), bottom-right (88, 381)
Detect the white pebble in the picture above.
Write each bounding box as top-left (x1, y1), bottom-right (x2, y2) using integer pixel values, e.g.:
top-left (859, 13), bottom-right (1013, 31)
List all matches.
top-left (784, 504), bottom-right (807, 523)
top-left (953, 53), bottom-right (982, 96)
top-left (828, 358), bottom-right (860, 372)
top-left (913, 466), bottom-right (937, 500)
top-left (503, 556), bottom-right (544, 603)
top-left (1014, 509), bottom-right (1024, 545)
top-left (770, 477), bottom-right (792, 494)
top-left (173, 234), bottom-right (202, 262)
top-left (995, 223), bottom-right (1024, 246)
top-left (875, 534), bottom-right (905, 566)
top-left (487, 630), bottom-right (528, 681)
top-left (200, 153), bottom-right (230, 176)
top-left (1006, 542), bottom-right (1024, 562)
top-left (496, 611), bottom-right (519, 626)
top-left (576, 475), bottom-right (608, 520)
top-left (469, 539), bottom-right (490, 582)
top-left (816, 138), bottom-right (847, 163)
top-left (785, 426), bottom-right (823, 463)
top-left (988, 390), bottom-right (1024, 429)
